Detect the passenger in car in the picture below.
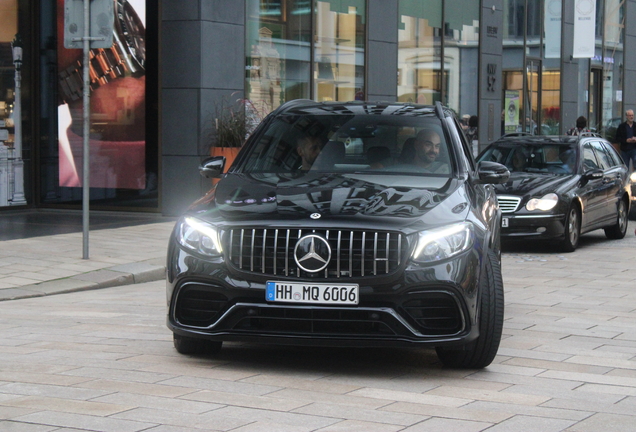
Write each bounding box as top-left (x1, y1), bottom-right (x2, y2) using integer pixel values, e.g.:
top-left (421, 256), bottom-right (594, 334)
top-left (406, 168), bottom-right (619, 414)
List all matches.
top-left (510, 149), bottom-right (528, 172)
top-left (413, 129), bottom-right (448, 173)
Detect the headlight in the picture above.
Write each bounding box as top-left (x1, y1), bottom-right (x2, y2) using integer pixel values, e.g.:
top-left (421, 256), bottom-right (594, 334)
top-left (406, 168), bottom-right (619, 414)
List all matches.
top-left (525, 193), bottom-right (558, 211)
top-left (176, 217), bottom-right (223, 257)
top-left (412, 222), bottom-right (473, 263)
top-left (630, 172), bottom-right (636, 183)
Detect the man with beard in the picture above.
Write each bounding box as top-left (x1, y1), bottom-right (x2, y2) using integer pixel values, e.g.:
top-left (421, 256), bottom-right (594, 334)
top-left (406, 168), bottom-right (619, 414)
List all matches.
top-left (296, 135), bottom-right (326, 171)
top-left (413, 129), bottom-right (449, 173)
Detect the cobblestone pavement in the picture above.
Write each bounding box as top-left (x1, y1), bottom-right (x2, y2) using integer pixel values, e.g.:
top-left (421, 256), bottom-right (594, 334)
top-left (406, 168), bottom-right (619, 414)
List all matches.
top-left (0, 222), bottom-right (635, 431)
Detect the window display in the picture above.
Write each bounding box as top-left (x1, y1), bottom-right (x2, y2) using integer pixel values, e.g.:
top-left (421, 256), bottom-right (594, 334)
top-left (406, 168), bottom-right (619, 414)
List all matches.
top-left (0, 0), bottom-right (22, 207)
top-left (56, 0), bottom-right (149, 191)
top-left (246, 0), bottom-right (365, 117)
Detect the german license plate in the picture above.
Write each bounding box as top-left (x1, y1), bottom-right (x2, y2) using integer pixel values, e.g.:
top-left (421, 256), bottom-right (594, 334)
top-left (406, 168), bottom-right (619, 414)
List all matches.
top-left (266, 281), bottom-right (359, 305)
top-left (502, 217), bottom-right (509, 228)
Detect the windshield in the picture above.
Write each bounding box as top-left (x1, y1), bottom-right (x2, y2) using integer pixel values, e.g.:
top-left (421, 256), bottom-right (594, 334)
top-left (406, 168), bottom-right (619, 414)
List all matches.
top-left (480, 143), bottom-right (578, 175)
top-left (240, 114), bottom-right (453, 176)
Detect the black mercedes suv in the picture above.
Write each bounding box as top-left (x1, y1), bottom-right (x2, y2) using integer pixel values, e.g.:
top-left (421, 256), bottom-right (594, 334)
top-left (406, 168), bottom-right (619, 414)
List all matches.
top-left (166, 100), bottom-right (510, 369)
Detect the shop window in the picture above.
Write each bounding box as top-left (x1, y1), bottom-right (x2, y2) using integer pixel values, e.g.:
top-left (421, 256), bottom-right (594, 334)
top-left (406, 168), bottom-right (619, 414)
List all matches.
top-left (246, 0), bottom-right (366, 117)
top-left (397, 0), bottom-right (443, 105)
top-left (48, 0), bottom-right (157, 209)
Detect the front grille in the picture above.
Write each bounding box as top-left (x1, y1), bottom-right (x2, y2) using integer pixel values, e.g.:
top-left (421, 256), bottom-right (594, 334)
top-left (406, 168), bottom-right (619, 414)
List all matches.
top-left (401, 293), bottom-right (463, 336)
top-left (497, 195), bottom-right (521, 213)
top-left (226, 228), bottom-right (408, 278)
top-left (175, 284), bottom-right (229, 327)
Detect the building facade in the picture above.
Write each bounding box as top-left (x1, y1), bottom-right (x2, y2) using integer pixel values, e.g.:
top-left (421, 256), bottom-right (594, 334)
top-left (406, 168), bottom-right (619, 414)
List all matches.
top-left (0, 0), bottom-right (634, 216)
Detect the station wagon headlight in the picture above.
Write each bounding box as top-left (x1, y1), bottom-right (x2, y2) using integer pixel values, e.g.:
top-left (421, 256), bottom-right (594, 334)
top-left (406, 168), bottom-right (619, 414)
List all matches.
top-left (176, 217), bottom-right (223, 257)
top-left (412, 222), bottom-right (473, 263)
top-left (525, 193), bottom-right (558, 211)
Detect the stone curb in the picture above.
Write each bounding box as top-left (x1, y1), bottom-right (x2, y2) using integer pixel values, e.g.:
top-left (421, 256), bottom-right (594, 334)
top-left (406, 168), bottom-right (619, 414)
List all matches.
top-left (0, 263), bottom-right (166, 302)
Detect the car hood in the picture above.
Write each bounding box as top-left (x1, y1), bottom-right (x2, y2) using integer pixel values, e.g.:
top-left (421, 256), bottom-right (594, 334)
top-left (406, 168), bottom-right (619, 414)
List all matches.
top-left (189, 172), bottom-right (470, 229)
top-left (493, 172), bottom-right (577, 197)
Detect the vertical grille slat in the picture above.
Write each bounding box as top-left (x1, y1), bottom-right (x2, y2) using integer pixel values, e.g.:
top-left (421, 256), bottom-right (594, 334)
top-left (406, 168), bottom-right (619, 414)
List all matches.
top-left (227, 228), bottom-right (408, 279)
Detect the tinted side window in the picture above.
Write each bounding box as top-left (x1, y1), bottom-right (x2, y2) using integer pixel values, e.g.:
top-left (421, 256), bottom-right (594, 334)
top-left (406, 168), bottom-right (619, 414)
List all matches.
top-left (601, 141), bottom-right (622, 166)
top-left (591, 141), bottom-right (613, 170)
top-left (451, 117), bottom-right (474, 170)
top-left (582, 143), bottom-right (600, 171)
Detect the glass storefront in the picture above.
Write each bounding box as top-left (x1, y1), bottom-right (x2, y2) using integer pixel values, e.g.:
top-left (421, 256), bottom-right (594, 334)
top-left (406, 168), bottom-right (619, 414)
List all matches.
top-left (3, 1), bottom-right (633, 215)
top-left (599, 0), bottom-right (624, 142)
top-left (0, 0), bottom-right (31, 207)
top-left (397, 0), bottom-right (479, 120)
top-left (246, 0), bottom-right (366, 117)
top-left (35, 0), bottom-right (159, 210)
top-left (502, 0), bottom-right (555, 135)
top-left (397, 0), bottom-right (443, 105)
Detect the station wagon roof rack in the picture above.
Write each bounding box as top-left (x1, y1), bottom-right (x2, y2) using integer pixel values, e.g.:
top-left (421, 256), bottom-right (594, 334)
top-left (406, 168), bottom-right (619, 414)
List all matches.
top-left (576, 131), bottom-right (602, 139)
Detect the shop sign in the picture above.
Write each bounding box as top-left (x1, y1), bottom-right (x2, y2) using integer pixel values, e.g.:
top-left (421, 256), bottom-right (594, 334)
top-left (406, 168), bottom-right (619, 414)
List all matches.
top-left (573, 0), bottom-right (596, 58)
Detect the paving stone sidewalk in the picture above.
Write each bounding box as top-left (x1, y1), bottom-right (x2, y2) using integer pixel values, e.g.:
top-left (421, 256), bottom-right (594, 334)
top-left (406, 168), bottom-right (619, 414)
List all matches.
top-left (0, 221), bottom-right (176, 301)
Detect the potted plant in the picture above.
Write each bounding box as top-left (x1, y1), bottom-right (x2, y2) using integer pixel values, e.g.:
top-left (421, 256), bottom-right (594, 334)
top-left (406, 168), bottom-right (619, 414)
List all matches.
top-left (209, 94), bottom-right (264, 170)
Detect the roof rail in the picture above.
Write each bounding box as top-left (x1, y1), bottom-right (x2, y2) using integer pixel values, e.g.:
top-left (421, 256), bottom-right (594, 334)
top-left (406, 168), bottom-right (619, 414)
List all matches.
top-left (576, 131), bottom-right (602, 139)
top-left (434, 101), bottom-right (445, 120)
top-left (500, 132), bottom-right (533, 138)
top-left (273, 99), bottom-right (318, 114)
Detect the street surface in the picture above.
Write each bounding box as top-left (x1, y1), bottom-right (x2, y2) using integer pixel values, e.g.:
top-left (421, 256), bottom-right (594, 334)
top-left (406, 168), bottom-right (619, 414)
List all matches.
top-left (1, 223), bottom-right (636, 431)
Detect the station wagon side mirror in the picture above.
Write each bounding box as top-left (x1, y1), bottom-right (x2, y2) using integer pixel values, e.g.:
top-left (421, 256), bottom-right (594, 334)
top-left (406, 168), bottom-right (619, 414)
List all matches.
top-left (475, 161), bottom-right (510, 184)
top-left (580, 168), bottom-right (603, 186)
top-left (583, 169), bottom-right (603, 180)
top-left (199, 156), bottom-right (226, 178)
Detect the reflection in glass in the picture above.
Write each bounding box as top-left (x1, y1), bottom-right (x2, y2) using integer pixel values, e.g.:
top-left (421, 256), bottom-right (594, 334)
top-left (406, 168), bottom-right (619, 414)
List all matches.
top-left (314, 1), bottom-right (366, 102)
top-left (398, 0), bottom-right (442, 105)
top-left (443, 0), bottom-right (479, 115)
top-left (246, 0), bottom-right (312, 115)
top-left (601, 0), bottom-right (624, 139)
top-left (246, 1), bottom-right (365, 115)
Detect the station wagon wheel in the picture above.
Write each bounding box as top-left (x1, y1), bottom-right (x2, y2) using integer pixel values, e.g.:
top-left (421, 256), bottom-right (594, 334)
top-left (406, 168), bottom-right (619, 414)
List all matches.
top-left (435, 250), bottom-right (504, 369)
top-left (604, 198), bottom-right (628, 239)
top-left (173, 333), bottom-right (222, 355)
top-left (561, 205), bottom-right (580, 252)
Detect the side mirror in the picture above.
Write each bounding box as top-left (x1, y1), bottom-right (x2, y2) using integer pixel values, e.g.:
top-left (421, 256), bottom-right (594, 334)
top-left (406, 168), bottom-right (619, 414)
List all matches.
top-left (583, 168), bottom-right (604, 180)
top-left (199, 156), bottom-right (225, 178)
top-left (475, 161), bottom-right (510, 184)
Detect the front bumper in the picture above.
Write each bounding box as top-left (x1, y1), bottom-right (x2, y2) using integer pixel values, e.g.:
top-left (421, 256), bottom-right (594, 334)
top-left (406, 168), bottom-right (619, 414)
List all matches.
top-left (500, 213), bottom-right (565, 240)
top-left (166, 246), bottom-right (483, 348)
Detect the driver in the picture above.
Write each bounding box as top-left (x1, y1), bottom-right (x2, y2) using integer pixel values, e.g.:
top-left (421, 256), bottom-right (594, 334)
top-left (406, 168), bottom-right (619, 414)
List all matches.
top-left (296, 136), bottom-right (325, 171)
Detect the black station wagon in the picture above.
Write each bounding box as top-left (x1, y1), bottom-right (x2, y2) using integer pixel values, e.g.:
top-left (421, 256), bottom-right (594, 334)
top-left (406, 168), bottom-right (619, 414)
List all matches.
top-left (477, 133), bottom-right (631, 251)
top-left (166, 100), bottom-right (510, 369)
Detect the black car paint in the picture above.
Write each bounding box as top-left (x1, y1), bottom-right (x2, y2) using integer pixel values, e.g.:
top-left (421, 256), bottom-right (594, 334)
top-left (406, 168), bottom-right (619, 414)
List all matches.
top-left (479, 135), bottom-right (631, 244)
top-left (166, 101), bottom-right (508, 368)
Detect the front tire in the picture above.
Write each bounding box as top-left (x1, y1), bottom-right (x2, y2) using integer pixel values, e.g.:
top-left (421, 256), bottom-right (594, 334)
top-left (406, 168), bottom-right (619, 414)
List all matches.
top-left (604, 198), bottom-right (628, 239)
top-left (436, 250), bottom-right (504, 369)
top-left (173, 333), bottom-right (222, 355)
top-left (560, 205), bottom-right (580, 252)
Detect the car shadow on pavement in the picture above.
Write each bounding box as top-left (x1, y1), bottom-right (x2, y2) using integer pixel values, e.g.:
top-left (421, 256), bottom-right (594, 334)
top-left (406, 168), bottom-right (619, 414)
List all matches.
top-left (180, 343), bottom-right (455, 376)
top-left (501, 231), bottom-right (626, 254)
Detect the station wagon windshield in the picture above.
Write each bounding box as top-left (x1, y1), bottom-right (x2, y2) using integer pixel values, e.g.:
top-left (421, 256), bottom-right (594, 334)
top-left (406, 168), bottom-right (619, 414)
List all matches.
top-left (480, 143), bottom-right (578, 175)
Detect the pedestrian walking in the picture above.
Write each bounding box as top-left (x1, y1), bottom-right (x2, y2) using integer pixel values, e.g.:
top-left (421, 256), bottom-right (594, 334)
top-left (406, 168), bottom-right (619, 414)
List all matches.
top-left (566, 116), bottom-right (591, 136)
top-left (615, 109), bottom-right (636, 170)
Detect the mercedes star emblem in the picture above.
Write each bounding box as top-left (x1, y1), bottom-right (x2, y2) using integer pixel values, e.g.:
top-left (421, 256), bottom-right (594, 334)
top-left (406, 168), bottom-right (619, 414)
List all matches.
top-left (310, 213), bottom-right (321, 219)
top-left (294, 234), bottom-right (331, 272)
